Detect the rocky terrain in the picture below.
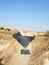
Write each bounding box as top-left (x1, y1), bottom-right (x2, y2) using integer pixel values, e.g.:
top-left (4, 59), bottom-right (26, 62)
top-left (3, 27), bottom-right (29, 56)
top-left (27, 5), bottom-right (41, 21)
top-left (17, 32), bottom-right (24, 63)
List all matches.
top-left (29, 36), bottom-right (49, 65)
top-left (0, 26), bottom-right (49, 65)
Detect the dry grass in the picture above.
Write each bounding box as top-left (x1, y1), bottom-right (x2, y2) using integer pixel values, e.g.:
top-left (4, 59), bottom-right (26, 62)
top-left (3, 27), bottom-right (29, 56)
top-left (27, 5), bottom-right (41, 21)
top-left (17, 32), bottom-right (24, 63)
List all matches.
top-left (29, 36), bottom-right (49, 65)
top-left (0, 30), bottom-right (49, 65)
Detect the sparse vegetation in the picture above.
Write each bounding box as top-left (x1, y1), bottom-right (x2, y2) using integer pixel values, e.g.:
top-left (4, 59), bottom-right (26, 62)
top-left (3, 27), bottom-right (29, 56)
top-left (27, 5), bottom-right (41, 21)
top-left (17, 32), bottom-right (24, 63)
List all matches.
top-left (5, 28), bottom-right (10, 31)
top-left (0, 27), bottom-right (49, 65)
top-left (0, 27), bottom-right (4, 30)
top-left (44, 31), bottom-right (49, 37)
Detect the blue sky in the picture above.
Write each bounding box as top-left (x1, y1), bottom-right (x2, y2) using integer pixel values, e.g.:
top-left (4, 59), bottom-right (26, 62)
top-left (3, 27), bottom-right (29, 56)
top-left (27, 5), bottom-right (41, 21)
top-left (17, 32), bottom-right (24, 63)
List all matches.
top-left (0, 0), bottom-right (49, 31)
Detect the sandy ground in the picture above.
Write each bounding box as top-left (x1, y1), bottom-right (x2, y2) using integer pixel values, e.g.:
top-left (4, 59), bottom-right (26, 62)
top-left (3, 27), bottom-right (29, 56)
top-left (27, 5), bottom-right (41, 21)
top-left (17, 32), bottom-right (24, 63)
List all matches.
top-left (17, 55), bottom-right (30, 65)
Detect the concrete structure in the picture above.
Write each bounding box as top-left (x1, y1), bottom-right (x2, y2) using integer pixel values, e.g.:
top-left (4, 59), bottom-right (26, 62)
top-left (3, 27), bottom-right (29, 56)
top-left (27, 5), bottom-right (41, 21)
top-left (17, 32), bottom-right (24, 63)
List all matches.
top-left (13, 32), bottom-right (35, 65)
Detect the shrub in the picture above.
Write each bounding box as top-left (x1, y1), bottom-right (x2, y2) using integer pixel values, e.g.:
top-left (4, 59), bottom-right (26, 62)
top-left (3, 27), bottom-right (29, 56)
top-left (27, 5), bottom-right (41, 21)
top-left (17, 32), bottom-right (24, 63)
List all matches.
top-left (0, 27), bottom-right (4, 30)
top-left (44, 31), bottom-right (49, 37)
top-left (5, 28), bottom-right (10, 31)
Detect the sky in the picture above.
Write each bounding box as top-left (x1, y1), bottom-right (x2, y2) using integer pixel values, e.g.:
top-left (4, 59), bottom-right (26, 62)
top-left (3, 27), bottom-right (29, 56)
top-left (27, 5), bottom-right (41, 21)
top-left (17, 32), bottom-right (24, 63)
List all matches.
top-left (0, 0), bottom-right (49, 32)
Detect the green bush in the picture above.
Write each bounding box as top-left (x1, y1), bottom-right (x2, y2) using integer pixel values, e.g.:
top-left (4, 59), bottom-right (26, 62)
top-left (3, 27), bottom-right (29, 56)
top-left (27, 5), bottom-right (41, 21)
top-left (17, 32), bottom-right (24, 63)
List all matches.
top-left (0, 27), bottom-right (4, 30)
top-left (5, 28), bottom-right (10, 31)
top-left (44, 31), bottom-right (49, 37)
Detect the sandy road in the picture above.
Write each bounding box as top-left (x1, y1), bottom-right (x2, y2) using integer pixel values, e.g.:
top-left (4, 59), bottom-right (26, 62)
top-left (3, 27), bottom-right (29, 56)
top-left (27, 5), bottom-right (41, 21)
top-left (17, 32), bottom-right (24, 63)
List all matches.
top-left (10, 54), bottom-right (31, 65)
top-left (16, 54), bottom-right (30, 65)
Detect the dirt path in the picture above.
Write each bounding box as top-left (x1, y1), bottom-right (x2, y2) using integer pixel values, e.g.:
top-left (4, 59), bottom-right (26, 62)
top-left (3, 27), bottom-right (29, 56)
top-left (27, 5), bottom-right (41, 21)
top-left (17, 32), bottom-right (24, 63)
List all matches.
top-left (16, 54), bottom-right (30, 65)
